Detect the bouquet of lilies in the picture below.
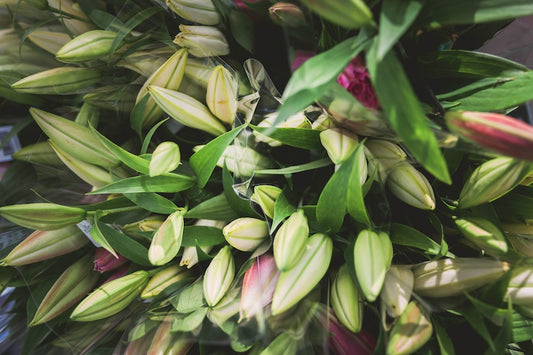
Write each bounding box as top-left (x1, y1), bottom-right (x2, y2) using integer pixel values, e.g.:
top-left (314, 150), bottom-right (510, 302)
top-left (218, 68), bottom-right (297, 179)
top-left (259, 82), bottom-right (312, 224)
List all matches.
top-left (2, 0), bottom-right (533, 353)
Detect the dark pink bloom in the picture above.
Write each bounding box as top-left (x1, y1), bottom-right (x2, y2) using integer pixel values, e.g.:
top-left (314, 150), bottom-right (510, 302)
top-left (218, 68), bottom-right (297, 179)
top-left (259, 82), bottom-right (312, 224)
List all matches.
top-left (291, 50), bottom-right (315, 72)
top-left (93, 247), bottom-right (128, 273)
top-left (337, 56), bottom-right (379, 109)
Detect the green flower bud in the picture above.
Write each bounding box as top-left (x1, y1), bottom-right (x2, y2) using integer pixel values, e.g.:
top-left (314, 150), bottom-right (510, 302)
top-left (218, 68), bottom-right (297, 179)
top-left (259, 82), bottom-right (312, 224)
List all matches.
top-left (259, 333), bottom-right (298, 355)
top-left (30, 255), bottom-right (99, 325)
top-left (506, 267), bottom-right (533, 306)
top-left (47, 0), bottom-right (96, 35)
top-left (299, 0), bottom-right (373, 30)
top-left (319, 128), bottom-right (360, 165)
top-left (458, 157), bottom-right (533, 209)
top-left (173, 24), bottom-right (229, 58)
top-left (386, 301), bottom-right (432, 355)
top-left (148, 85), bottom-right (226, 136)
top-left (331, 264), bottom-right (363, 333)
top-left (507, 233), bottom-right (533, 258)
top-left (203, 246), bottom-right (235, 307)
top-left (70, 270), bottom-right (149, 322)
top-left (147, 316), bottom-right (193, 355)
top-left (56, 30), bottom-right (120, 63)
top-left (180, 245), bottom-right (212, 269)
top-left (223, 217), bottom-right (269, 252)
top-left (1, 226), bottom-right (88, 266)
top-left (27, 30), bottom-right (71, 55)
top-left (11, 67), bottom-right (100, 95)
top-left (149, 141), bottom-right (181, 177)
top-left (269, 2), bottom-right (306, 27)
top-left (251, 185), bottom-right (282, 219)
top-left (141, 264), bottom-right (190, 299)
top-left (184, 57), bottom-right (214, 87)
top-left (166, 0), bottom-right (221, 25)
top-left (29, 107), bottom-right (120, 168)
top-left (148, 211), bottom-right (184, 266)
top-left (11, 141), bottom-right (62, 166)
top-left (273, 209), bottom-right (309, 271)
top-left (0, 203), bottom-right (86, 231)
top-left (254, 111), bottom-right (311, 147)
top-left (365, 138), bottom-right (406, 180)
top-left (207, 286), bottom-right (241, 327)
top-left (75, 102), bottom-right (100, 127)
top-left (455, 217), bottom-right (508, 255)
top-left (380, 265), bottom-right (413, 319)
top-left (412, 257), bottom-right (510, 298)
top-left (386, 163), bottom-right (436, 210)
top-left (271, 233), bottom-right (332, 315)
top-left (116, 47), bottom-right (173, 77)
top-left (206, 65), bottom-right (239, 125)
top-left (311, 112), bottom-right (335, 131)
top-left (353, 229), bottom-right (392, 302)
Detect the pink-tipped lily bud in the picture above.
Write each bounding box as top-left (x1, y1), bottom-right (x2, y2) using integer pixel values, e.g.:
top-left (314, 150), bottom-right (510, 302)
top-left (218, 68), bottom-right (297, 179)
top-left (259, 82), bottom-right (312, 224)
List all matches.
top-left (239, 254), bottom-right (280, 321)
top-left (269, 2), bottom-right (306, 27)
top-left (445, 110), bottom-right (533, 161)
top-left (93, 247), bottom-right (128, 273)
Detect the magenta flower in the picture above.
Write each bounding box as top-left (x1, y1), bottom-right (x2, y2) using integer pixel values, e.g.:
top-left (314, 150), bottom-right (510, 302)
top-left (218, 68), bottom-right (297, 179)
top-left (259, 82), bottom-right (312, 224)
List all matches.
top-left (93, 247), bottom-right (128, 273)
top-left (337, 56), bottom-right (379, 109)
top-left (291, 49), bottom-right (315, 72)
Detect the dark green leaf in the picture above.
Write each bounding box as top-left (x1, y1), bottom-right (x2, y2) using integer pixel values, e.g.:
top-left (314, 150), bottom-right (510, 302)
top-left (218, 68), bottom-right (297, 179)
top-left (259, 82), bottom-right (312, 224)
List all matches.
top-left (432, 317), bottom-right (456, 355)
top-left (512, 311), bottom-right (533, 343)
top-left (130, 94), bottom-right (150, 137)
top-left (271, 188), bottom-right (297, 232)
top-left (389, 223), bottom-right (455, 257)
top-left (249, 125), bottom-right (322, 149)
top-left (190, 124), bottom-right (247, 188)
top-left (88, 173), bottom-right (195, 194)
top-left (229, 9), bottom-right (254, 53)
top-left (21, 324), bottom-right (51, 355)
top-left (346, 143), bottom-right (371, 226)
top-left (185, 194), bottom-right (239, 221)
top-left (141, 118), bottom-right (169, 155)
top-left (78, 196), bottom-right (136, 211)
top-left (182, 225), bottom-right (225, 247)
top-left (95, 220), bottom-right (151, 266)
top-left (91, 213), bottom-right (118, 258)
top-left (123, 192), bottom-right (178, 214)
top-left (377, 0), bottom-right (425, 60)
top-left (171, 308), bottom-right (207, 332)
top-left (367, 39), bottom-right (450, 184)
top-left (173, 280), bottom-right (204, 313)
top-left (316, 167), bottom-right (348, 233)
top-left (255, 158), bottom-right (331, 175)
top-left (461, 306), bottom-right (495, 351)
top-left (222, 164), bottom-right (259, 218)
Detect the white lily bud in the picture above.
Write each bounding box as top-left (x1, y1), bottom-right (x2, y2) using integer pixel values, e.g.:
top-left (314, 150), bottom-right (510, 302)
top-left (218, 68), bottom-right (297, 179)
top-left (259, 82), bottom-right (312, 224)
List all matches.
top-left (173, 24), bottom-right (229, 58)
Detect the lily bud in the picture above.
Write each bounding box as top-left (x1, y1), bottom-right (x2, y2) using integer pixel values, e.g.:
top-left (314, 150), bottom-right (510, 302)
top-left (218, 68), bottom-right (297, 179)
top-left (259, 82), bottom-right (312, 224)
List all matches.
top-left (445, 110), bottom-right (533, 161)
top-left (380, 265), bottom-right (413, 319)
top-left (207, 286), bottom-right (241, 327)
top-left (30, 255), bottom-right (99, 326)
top-left (194, 144), bottom-right (273, 177)
top-left (11, 141), bottom-right (62, 166)
top-left (320, 128), bottom-right (359, 165)
top-left (206, 65), bottom-right (239, 125)
top-left (180, 245), bottom-right (212, 269)
top-left (250, 185), bottom-right (282, 219)
top-left (457, 157), bottom-right (533, 209)
top-left (364, 138), bottom-right (406, 179)
top-left (29, 108), bottom-right (120, 168)
top-left (331, 264), bottom-right (363, 333)
top-left (386, 163), bottom-right (436, 210)
top-left (203, 246), bottom-right (235, 307)
top-left (147, 317), bottom-right (193, 355)
top-left (173, 24), bottom-right (229, 58)
top-left (136, 48), bottom-right (188, 128)
top-left (148, 85), bottom-right (226, 136)
top-left (75, 102), bottom-right (100, 127)
top-left (1, 226), bottom-right (88, 266)
top-left (273, 209), bottom-right (309, 271)
top-left (386, 301), bottom-right (432, 355)
top-left (149, 141), bottom-right (181, 177)
top-left (269, 2), bottom-right (306, 27)
top-left (271, 233), bottom-right (333, 315)
top-left (223, 217), bottom-right (269, 252)
top-left (93, 248), bottom-right (128, 273)
top-left (507, 234), bottom-right (533, 258)
top-left (455, 217), bottom-right (508, 255)
top-left (141, 264), bottom-right (190, 299)
top-left (325, 310), bottom-right (376, 355)
top-left (353, 230), bottom-right (392, 302)
top-left (240, 254), bottom-right (280, 321)
top-left (412, 257), bottom-right (510, 297)
top-left (260, 333), bottom-right (298, 354)
top-left (505, 267), bottom-right (533, 306)
top-left (166, 0), bottom-right (221, 25)
top-left (116, 47), bottom-right (173, 77)
top-left (27, 30), bottom-right (71, 55)
top-left (47, 0), bottom-right (96, 35)
top-left (184, 57), bottom-right (215, 87)
top-left (70, 270), bottom-right (149, 322)
top-left (0, 203), bottom-right (86, 230)
top-left (56, 30), bottom-right (119, 63)
top-left (299, 0), bottom-right (373, 30)
top-left (11, 67), bottom-right (100, 95)
top-left (254, 111), bottom-right (311, 147)
top-left (123, 216), bottom-right (164, 240)
top-left (148, 211), bottom-right (184, 266)
top-left (311, 112), bottom-right (335, 131)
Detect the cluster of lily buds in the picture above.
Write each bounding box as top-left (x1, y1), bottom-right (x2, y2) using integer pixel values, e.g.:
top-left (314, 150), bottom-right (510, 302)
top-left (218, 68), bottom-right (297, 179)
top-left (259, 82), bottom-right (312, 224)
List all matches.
top-left (166, 0), bottom-right (221, 25)
top-left (173, 24), bottom-right (229, 58)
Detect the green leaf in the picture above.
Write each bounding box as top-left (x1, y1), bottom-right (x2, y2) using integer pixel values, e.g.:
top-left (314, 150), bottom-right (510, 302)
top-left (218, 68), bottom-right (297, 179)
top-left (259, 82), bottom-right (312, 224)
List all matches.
top-left (271, 188), bottom-right (297, 232)
top-left (172, 280), bottom-right (204, 313)
top-left (95, 220), bottom-right (151, 266)
top-left (229, 9), bottom-right (254, 53)
top-left (185, 194), bottom-right (240, 221)
top-left (88, 173), bottom-right (195, 194)
top-left (366, 39), bottom-right (450, 184)
top-left (222, 164), bottom-right (259, 218)
top-left (377, 0), bottom-right (425, 60)
top-left (461, 306), bottom-right (495, 351)
top-left (389, 223), bottom-right (455, 257)
top-left (130, 94), bottom-right (150, 136)
top-left (141, 118), bottom-right (169, 155)
top-left (190, 124), bottom-right (247, 188)
top-left (123, 192), bottom-right (178, 214)
top-left (171, 308), bottom-right (207, 332)
top-left (182, 225), bottom-right (225, 247)
top-left (255, 158), bottom-right (331, 175)
top-left (419, 0), bottom-right (533, 27)
top-left (316, 167), bottom-right (350, 233)
top-left (512, 311), bottom-right (533, 343)
top-left (432, 317), bottom-right (456, 355)
top-left (249, 125), bottom-right (322, 150)
top-left (90, 125), bottom-right (150, 174)
top-left (90, 213), bottom-right (118, 258)
top-left (275, 32), bottom-right (371, 126)
top-left (346, 143), bottom-right (371, 226)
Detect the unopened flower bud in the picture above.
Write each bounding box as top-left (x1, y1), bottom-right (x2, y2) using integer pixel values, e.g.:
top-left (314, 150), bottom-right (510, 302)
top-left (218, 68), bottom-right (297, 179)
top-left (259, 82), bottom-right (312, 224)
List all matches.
top-left (147, 317), bottom-right (193, 355)
top-left (254, 111), bottom-right (311, 147)
top-left (207, 286), bottom-right (241, 327)
top-left (11, 67), bottom-right (100, 95)
top-left (251, 185), bottom-right (282, 219)
top-left (194, 144), bottom-right (273, 177)
top-left (203, 246), bottom-right (235, 307)
top-left (27, 30), bottom-right (71, 55)
top-left (70, 270), bottom-right (149, 322)
top-left (56, 30), bottom-right (120, 63)
top-left (380, 265), bottom-right (413, 319)
top-left (273, 209), bottom-right (309, 271)
top-left (141, 264), bottom-right (190, 299)
top-left (331, 264), bottom-right (363, 333)
top-left (386, 301), bottom-right (432, 355)
top-left (364, 138), bottom-right (406, 180)
top-left (173, 24), bottom-right (229, 58)
top-left (148, 211), bottom-right (184, 266)
top-left (412, 257), bottom-right (510, 297)
top-left (149, 141), bottom-right (181, 177)
top-left (223, 217), bottom-right (269, 252)
top-left (455, 217), bottom-right (508, 255)
top-left (0, 203), bottom-right (86, 231)
top-left (387, 163), bottom-right (436, 210)
top-left (260, 333), bottom-right (298, 354)
top-left (93, 248), bottom-right (128, 273)
top-left (271, 233), bottom-right (332, 315)
top-left (320, 128), bottom-right (359, 165)
top-left (166, 0), bottom-right (221, 25)
top-left (269, 2), bottom-right (306, 27)
top-left (299, 0), bottom-right (373, 29)
top-left (11, 141), bottom-right (62, 166)
top-left (206, 65), bottom-right (239, 125)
